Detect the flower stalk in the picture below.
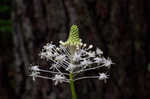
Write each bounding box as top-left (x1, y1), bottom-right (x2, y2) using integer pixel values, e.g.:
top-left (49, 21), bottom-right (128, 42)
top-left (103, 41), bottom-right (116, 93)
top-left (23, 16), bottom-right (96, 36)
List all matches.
top-left (69, 73), bottom-right (77, 99)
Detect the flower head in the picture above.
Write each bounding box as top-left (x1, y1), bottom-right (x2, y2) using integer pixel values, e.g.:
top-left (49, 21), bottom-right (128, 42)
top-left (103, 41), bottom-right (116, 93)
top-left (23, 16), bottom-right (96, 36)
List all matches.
top-left (29, 25), bottom-right (113, 85)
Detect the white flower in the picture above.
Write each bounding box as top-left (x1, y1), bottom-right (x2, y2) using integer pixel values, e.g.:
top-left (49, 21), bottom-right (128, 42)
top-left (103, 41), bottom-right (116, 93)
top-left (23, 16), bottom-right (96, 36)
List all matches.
top-left (43, 43), bottom-right (55, 51)
top-left (72, 51), bottom-right (82, 62)
top-left (94, 57), bottom-right (104, 64)
top-left (40, 51), bottom-right (57, 60)
top-left (66, 64), bottom-right (80, 72)
top-left (39, 51), bottom-right (47, 59)
top-left (98, 73), bottom-right (109, 82)
top-left (50, 64), bottom-right (60, 70)
top-left (103, 57), bottom-right (113, 68)
top-left (88, 45), bottom-right (93, 49)
top-left (30, 66), bottom-right (40, 71)
top-left (81, 59), bottom-right (93, 68)
top-left (59, 40), bottom-right (65, 45)
top-left (88, 51), bottom-right (95, 57)
top-left (29, 71), bottom-right (40, 81)
top-left (55, 55), bottom-right (66, 62)
top-left (96, 48), bottom-right (103, 55)
top-left (53, 74), bottom-right (66, 85)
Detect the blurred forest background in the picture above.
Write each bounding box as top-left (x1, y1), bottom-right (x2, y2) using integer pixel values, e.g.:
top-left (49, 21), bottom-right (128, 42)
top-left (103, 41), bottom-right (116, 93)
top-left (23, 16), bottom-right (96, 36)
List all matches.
top-left (0, 0), bottom-right (150, 99)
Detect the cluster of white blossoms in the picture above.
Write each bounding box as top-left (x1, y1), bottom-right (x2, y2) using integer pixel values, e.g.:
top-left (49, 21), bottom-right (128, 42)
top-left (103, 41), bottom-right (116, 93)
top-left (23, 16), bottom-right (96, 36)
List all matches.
top-left (29, 25), bottom-right (113, 85)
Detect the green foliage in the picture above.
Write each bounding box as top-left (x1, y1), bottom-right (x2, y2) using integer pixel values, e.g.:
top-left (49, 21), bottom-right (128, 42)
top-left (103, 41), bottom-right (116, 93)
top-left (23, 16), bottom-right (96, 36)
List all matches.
top-left (0, 0), bottom-right (13, 49)
top-left (0, 19), bottom-right (12, 25)
top-left (0, 1), bottom-right (12, 33)
top-left (148, 63), bottom-right (150, 72)
top-left (0, 19), bottom-right (13, 32)
top-left (0, 5), bottom-right (10, 13)
top-left (0, 25), bottom-right (13, 32)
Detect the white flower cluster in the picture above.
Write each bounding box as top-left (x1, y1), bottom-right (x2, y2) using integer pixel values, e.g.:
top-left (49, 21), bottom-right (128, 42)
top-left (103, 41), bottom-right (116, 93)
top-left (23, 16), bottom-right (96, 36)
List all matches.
top-left (29, 41), bottom-right (113, 85)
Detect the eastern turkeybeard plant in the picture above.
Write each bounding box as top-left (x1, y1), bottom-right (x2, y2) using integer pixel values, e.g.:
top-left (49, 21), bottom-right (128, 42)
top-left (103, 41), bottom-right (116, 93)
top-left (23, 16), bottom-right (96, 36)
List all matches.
top-left (29, 25), bottom-right (113, 99)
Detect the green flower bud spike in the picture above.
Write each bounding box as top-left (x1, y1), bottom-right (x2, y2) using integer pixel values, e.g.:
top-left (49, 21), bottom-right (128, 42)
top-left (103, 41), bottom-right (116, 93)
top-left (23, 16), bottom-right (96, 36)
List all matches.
top-left (59, 25), bottom-right (82, 55)
top-left (60, 25), bottom-right (82, 47)
top-left (66, 25), bottom-right (81, 46)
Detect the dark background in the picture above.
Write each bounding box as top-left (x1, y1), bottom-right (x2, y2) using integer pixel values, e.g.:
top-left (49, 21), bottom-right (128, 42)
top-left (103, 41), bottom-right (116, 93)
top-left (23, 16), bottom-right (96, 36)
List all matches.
top-left (0, 0), bottom-right (150, 99)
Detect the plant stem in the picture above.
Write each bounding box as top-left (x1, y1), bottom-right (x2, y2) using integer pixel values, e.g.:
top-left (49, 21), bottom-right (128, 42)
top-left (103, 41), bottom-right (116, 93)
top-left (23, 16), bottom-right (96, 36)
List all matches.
top-left (69, 73), bottom-right (77, 99)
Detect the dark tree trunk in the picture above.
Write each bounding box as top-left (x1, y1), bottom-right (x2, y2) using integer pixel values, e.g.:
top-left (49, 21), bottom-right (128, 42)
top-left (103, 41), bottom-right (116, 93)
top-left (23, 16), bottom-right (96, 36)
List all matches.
top-left (11, 0), bottom-right (150, 99)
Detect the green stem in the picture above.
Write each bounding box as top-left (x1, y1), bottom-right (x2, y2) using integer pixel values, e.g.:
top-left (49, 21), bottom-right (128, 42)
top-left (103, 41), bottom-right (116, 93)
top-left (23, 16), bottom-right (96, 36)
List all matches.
top-left (69, 73), bottom-right (77, 99)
